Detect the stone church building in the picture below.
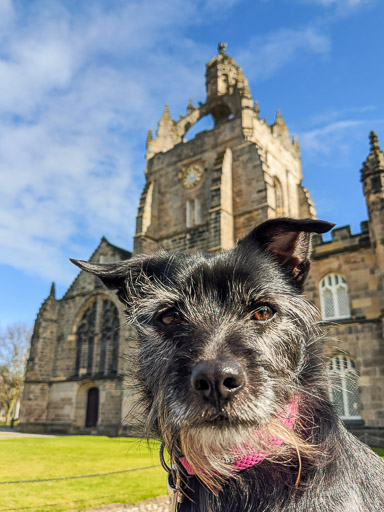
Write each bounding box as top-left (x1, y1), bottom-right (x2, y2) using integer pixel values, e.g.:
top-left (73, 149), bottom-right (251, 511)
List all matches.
top-left (19, 45), bottom-right (384, 442)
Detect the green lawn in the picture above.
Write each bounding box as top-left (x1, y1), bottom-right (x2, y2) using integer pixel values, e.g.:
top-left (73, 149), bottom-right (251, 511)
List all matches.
top-left (0, 436), bottom-right (166, 512)
top-left (1, 436), bottom-right (383, 512)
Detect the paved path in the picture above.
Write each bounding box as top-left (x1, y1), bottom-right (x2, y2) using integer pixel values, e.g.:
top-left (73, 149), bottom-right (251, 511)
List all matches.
top-left (68, 496), bottom-right (170, 512)
top-left (0, 426), bottom-right (56, 439)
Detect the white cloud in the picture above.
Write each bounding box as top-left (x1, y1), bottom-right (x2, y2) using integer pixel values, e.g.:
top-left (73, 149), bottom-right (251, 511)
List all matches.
top-left (300, 120), bottom-right (365, 155)
top-left (308, 0), bottom-right (373, 6)
top-left (0, 0), bottom-right (15, 32)
top-left (1, 0), bottom-right (375, 286)
top-left (309, 105), bottom-right (376, 127)
top-left (299, 118), bottom-right (384, 165)
top-left (295, 0), bottom-right (377, 13)
top-left (0, 0), bottom-right (230, 283)
top-left (237, 27), bottom-right (331, 81)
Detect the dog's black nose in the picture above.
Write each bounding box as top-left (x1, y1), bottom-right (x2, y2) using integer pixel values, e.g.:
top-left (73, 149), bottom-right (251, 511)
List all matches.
top-left (190, 360), bottom-right (245, 406)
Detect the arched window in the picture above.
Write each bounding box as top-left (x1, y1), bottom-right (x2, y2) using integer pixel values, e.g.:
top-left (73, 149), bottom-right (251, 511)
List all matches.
top-left (75, 302), bottom-right (96, 376)
top-left (186, 198), bottom-right (202, 228)
top-left (319, 273), bottom-right (351, 320)
top-left (274, 177), bottom-right (284, 217)
top-left (328, 355), bottom-right (361, 420)
top-left (75, 298), bottom-right (120, 377)
top-left (99, 299), bottom-right (119, 374)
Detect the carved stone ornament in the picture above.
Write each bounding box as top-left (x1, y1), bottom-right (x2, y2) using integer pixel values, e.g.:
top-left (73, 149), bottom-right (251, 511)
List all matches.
top-left (182, 164), bottom-right (203, 189)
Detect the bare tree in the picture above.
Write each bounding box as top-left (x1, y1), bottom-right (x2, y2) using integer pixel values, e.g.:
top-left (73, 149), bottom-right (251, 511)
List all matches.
top-left (0, 323), bottom-right (31, 426)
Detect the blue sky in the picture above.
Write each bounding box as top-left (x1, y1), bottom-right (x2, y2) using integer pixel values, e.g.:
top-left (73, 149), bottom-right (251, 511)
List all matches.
top-left (1, 0), bottom-right (383, 327)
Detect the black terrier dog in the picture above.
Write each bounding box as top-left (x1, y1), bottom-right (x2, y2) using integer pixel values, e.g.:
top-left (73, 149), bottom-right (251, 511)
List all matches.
top-left (72, 218), bottom-right (384, 511)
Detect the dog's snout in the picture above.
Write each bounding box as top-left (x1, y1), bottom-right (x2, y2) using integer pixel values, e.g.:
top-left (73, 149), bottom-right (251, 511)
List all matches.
top-left (190, 360), bottom-right (245, 405)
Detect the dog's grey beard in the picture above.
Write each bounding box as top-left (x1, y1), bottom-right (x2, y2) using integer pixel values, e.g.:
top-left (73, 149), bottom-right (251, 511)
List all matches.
top-left (163, 414), bottom-right (320, 493)
top-left (179, 425), bottom-right (258, 484)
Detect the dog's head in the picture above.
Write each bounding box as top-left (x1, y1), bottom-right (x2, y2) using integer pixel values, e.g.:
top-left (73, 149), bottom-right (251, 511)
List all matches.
top-left (72, 218), bottom-right (334, 485)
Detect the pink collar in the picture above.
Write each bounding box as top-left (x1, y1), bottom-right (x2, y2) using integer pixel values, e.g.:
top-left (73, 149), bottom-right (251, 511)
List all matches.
top-left (179, 399), bottom-right (298, 475)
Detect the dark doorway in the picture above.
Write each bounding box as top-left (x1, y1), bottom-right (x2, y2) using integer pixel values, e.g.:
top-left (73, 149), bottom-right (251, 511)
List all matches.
top-left (85, 388), bottom-right (99, 428)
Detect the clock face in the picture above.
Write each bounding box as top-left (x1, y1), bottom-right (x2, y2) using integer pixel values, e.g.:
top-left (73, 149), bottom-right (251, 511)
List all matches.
top-left (183, 165), bottom-right (202, 189)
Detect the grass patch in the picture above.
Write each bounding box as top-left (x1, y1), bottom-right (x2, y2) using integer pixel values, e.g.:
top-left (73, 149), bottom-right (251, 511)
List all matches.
top-left (1, 436), bottom-right (382, 512)
top-left (0, 436), bottom-right (166, 512)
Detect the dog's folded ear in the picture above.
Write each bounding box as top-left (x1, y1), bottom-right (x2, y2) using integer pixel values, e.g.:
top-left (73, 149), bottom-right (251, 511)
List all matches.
top-left (70, 259), bottom-right (133, 290)
top-left (238, 218), bottom-right (335, 288)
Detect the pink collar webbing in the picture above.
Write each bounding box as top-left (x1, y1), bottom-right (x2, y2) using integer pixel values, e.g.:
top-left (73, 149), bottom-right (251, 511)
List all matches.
top-left (179, 399), bottom-right (298, 475)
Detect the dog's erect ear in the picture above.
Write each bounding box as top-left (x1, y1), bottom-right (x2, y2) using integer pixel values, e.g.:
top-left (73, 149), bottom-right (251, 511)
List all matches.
top-left (238, 218), bottom-right (335, 288)
top-left (70, 259), bottom-right (133, 290)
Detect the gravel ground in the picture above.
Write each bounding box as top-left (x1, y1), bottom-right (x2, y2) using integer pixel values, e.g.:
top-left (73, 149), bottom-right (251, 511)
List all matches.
top-left (68, 496), bottom-right (170, 512)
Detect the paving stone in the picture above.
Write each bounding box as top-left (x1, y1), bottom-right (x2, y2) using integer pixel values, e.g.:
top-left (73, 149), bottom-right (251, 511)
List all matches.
top-left (68, 495), bottom-right (170, 512)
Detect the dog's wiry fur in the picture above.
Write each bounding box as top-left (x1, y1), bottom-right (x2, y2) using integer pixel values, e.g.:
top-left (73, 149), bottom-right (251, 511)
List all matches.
top-left (72, 218), bottom-right (384, 511)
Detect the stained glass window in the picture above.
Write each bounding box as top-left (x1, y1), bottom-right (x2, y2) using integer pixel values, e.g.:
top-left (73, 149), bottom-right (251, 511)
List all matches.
top-left (100, 299), bottom-right (120, 374)
top-left (75, 298), bottom-right (120, 376)
top-left (75, 301), bottom-right (96, 376)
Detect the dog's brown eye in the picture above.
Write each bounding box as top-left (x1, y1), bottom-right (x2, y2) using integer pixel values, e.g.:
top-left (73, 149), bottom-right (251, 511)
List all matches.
top-left (252, 306), bottom-right (274, 322)
top-left (159, 310), bottom-right (183, 326)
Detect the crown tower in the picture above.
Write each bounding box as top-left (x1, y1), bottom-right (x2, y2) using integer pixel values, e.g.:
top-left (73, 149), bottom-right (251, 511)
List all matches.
top-left (135, 45), bottom-right (315, 255)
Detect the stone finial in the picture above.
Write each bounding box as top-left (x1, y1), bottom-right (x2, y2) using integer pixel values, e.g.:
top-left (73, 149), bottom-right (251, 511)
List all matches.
top-left (161, 104), bottom-right (171, 123)
top-left (149, 103), bottom-right (181, 156)
top-left (146, 129), bottom-right (153, 144)
top-left (369, 130), bottom-right (380, 152)
top-left (275, 110), bottom-right (284, 125)
top-left (293, 135), bottom-right (300, 154)
top-left (157, 104), bottom-right (173, 138)
top-left (272, 109), bottom-right (290, 145)
top-left (38, 281), bottom-right (57, 317)
top-left (218, 42), bottom-right (227, 56)
top-left (187, 98), bottom-right (195, 115)
top-left (254, 101), bottom-right (260, 118)
top-left (361, 130), bottom-right (384, 181)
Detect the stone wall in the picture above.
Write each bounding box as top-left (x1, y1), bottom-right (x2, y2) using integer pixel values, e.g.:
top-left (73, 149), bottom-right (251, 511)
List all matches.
top-left (19, 239), bottom-right (137, 435)
top-left (306, 222), bottom-right (384, 428)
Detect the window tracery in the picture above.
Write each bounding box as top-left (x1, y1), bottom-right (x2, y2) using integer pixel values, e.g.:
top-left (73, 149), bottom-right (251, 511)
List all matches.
top-left (75, 302), bottom-right (96, 376)
top-left (100, 299), bottom-right (119, 374)
top-left (75, 298), bottom-right (120, 377)
top-left (328, 355), bottom-right (361, 420)
top-left (319, 273), bottom-right (351, 320)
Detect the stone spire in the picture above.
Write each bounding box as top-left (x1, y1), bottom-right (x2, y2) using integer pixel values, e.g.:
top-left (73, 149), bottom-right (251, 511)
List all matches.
top-left (293, 135), bottom-right (300, 156)
top-left (361, 131), bottom-right (384, 275)
top-left (187, 98), bottom-right (195, 115)
top-left (26, 281), bottom-right (58, 380)
top-left (157, 104), bottom-right (171, 136)
top-left (361, 130), bottom-right (384, 180)
top-left (41, 282), bottom-right (57, 312)
top-left (253, 101), bottom-right (260, 119)
top-left (146, 104), bottom-right (182, 159)
top-left (271, 110), bottom-right (290, 147)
